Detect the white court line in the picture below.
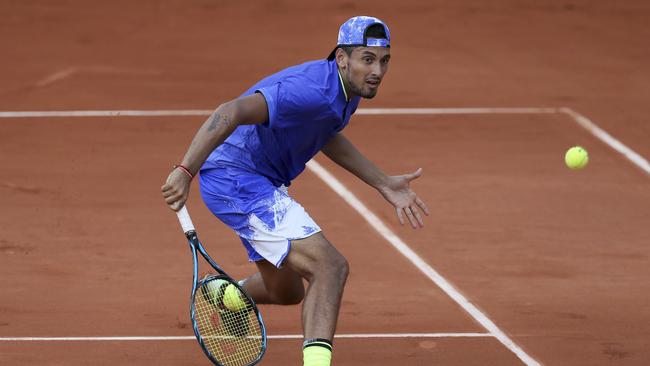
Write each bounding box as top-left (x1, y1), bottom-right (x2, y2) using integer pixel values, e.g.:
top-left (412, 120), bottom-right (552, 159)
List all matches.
top-left (34, 67), bottom-right (78, 88)
top-left (357, 107), bottom-right (559, 115)
top-left (0, 110), bottom-right (213, 118)
top-left (0, 107), bottom-right (558, 118)
top-left (560, 107), bottom-right (650, 175)
top-left (306, 160), bottom-right (542, 366)
top-left (0, 333), bottom-right (491, 342)
top-left (0, 107), bottom-right (646, 176)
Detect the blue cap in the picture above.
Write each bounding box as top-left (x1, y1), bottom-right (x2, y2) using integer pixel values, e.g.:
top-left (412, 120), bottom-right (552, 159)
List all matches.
top-left (327, 16), bottom-right (391, 60)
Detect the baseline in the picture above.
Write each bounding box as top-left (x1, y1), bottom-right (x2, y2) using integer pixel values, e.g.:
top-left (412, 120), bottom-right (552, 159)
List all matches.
top-left (0, 333), bottom-right (492, 342)
top-left (0, 107), bottom-right (647, 175)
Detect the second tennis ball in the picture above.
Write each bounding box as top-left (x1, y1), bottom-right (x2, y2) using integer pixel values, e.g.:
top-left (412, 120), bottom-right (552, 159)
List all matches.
top-left (223, 284), bottom-right (247, 312)
top-left (565, 146), bottom-right (589, 170)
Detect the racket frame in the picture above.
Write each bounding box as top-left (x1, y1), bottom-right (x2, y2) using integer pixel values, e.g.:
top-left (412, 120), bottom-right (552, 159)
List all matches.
top-left (177, 206), bottom-right (267, 366)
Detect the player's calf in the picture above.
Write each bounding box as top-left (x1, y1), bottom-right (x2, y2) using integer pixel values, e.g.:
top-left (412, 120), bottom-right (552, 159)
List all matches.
top-left (286, 234), bottom-right (349, 366)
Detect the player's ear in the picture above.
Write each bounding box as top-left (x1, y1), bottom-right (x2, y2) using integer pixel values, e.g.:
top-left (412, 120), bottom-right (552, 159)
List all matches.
top-left (335, 48), bottom-right (348, 69)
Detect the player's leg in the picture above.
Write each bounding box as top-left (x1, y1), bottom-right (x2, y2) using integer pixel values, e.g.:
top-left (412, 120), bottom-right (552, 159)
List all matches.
top-left (241, 260), bottom-right (305, 305)
top-left (243, 232), bottom-right (347, 366)
top-left (282, 232), bottom-right (348, 366)
top-left (282, 232), bottom-right (349, 340)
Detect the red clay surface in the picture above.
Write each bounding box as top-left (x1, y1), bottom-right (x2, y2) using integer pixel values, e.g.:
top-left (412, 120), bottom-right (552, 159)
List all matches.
top-left (1, 1), bottom-right (650, 365)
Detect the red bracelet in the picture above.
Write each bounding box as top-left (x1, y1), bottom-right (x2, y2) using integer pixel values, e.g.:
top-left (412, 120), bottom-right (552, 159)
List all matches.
top-left (173, 164), bottom-right (194, 179)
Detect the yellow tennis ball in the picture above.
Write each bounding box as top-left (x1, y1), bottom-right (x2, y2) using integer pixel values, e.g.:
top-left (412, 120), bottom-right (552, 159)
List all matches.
top-left (222, 284), bottom-right (247, 312)
top-left (565, 146), bottom-right (589, 170)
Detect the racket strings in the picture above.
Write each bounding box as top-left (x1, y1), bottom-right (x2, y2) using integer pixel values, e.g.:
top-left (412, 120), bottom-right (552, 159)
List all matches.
top-left (194, 278), bottom-right (263, 366)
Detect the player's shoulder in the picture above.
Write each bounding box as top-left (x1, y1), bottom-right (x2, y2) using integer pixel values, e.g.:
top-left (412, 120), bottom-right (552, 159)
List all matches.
top-left (276, 60), bottom-right (335, 101)
top-left (244, 59), bottom-right (332, 97)
top-left (278, 59), bottom-right (332, 89)
top-left (247, 59), bottom-right (339, 118)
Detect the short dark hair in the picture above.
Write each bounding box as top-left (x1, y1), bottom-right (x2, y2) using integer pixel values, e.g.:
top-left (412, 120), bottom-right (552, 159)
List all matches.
top-left (366, 23), bottom-right (388, 39)
top-left (340, 23), bottom-right (388, 56)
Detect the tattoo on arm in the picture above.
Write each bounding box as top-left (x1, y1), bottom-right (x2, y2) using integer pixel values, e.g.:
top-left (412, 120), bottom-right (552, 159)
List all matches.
top-left (206, 113), bottom-right (230, 132)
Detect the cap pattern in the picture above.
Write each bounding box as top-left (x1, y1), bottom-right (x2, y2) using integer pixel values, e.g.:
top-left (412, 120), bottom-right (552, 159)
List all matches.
top-left (336, 16), bottom-right (390, 47)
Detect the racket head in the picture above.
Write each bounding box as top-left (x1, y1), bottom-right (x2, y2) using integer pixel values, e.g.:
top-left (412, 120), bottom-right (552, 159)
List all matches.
top-left (191, 274), bottom-right (267, 366)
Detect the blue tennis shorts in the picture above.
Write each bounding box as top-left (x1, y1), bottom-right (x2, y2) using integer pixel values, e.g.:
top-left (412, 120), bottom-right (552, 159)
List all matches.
top-left (199, 164), bottom-right (321, 268)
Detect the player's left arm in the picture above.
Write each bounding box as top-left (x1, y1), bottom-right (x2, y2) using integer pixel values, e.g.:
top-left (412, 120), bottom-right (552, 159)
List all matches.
top-left (321, 133), bottom-right (429, 228)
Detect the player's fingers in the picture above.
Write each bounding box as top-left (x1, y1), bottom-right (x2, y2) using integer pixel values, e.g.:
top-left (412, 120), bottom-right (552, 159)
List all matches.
top-left (410, 205), bottom-right (424, 227)
top-left (163, 186), bottom-right (183, 199)
top-left (161, 183), bottom-right (175, 193)
top-left (171, 199), bottom-right (185, 212)
top-left (396, 207), bottom-right (405, 225)
top-left (167, 199), bottom-right (182, 211)
top-left (415, 196), bottom-right (430, 215)
top-left (404, 207), bottom-right (417, 229)
top-left (161, 181), bottom-right (180, 193)
top-left (173, 191), bottom-right (190, 210)
top-left (164, 189), bottom-right (184, 203)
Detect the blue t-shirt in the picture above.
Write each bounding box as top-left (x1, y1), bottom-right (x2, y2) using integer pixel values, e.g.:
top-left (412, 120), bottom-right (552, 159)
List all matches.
top-left (202, 59), bottom-right (361, 187)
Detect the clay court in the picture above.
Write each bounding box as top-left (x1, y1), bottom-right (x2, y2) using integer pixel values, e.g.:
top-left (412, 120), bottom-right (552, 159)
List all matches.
top-left (1, 1), bottom-right (649, 365)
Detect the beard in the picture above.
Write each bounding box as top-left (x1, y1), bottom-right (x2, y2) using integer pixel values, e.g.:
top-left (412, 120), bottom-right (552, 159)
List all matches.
top-left (351, 84), bottom-right (378, 98)
top-left (345, 69), bottom-right (379, 99)
top-left (360, 87), bottom-right (378, 99)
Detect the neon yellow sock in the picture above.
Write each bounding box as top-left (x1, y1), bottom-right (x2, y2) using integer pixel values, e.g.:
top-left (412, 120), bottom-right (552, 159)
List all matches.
top-left (302, 340), bottom-right (332, 366)
top-left (303, 345), bottom-right (332, 366)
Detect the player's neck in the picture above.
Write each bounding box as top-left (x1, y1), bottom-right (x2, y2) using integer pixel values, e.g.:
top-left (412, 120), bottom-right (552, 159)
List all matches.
top-left (336, 67), bottom-right (354, 101)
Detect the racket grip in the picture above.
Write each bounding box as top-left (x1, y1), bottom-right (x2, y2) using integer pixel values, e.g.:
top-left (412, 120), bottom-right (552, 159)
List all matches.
top-left (176, 205), bottom-right (196, 234)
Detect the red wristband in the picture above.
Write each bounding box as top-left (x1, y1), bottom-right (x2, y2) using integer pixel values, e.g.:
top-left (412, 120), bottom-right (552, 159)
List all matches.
top-left (173, 164), bottom-right (194, 179)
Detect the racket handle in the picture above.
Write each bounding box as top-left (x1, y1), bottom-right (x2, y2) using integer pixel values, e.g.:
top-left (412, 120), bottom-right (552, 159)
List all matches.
top-left (176, 205), bottom-right (196, 234)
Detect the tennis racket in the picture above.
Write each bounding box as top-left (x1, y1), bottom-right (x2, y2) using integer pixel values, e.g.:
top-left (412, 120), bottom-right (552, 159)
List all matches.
top-left (176, 205), bottom-right (267, 366)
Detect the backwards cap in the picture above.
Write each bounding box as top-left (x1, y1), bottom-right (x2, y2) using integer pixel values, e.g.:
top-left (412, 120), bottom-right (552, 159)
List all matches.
top-left (327, 16), bottom-right (391, 60)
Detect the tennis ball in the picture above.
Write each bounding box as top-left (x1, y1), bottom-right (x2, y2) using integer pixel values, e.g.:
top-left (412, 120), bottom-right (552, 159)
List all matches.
top-left (222, 284), bottom-right (247, 312)
top-left (565, 146), bottom-right (589, 170)
top-left (203, 279), bottom-right (227, 307)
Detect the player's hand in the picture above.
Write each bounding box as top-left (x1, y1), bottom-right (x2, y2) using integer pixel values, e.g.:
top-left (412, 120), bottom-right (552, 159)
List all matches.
top-left (377, 168), bottom-right (429, 229)
top-left (161, 168), bottom-right (192, 211)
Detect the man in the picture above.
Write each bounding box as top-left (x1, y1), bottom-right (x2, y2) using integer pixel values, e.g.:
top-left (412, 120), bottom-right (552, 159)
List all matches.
top-left (162, 16), bottom-right (428, 366)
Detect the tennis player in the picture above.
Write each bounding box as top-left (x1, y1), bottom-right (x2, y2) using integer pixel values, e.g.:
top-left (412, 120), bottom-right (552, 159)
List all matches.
top-left (162, 16), bottom-right (428, 366)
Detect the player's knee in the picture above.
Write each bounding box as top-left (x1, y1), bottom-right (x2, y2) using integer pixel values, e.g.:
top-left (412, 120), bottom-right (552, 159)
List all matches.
top-left (289, 235), bottom-right (348, 285)
top-left (336, 254), bottom-right (349, 285)
top-left (321, 249), bottom-right (349, 287)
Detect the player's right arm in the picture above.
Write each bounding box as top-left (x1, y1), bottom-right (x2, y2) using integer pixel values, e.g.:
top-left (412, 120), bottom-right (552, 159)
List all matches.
top-left (161, 93), bottom-right (268, 211)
